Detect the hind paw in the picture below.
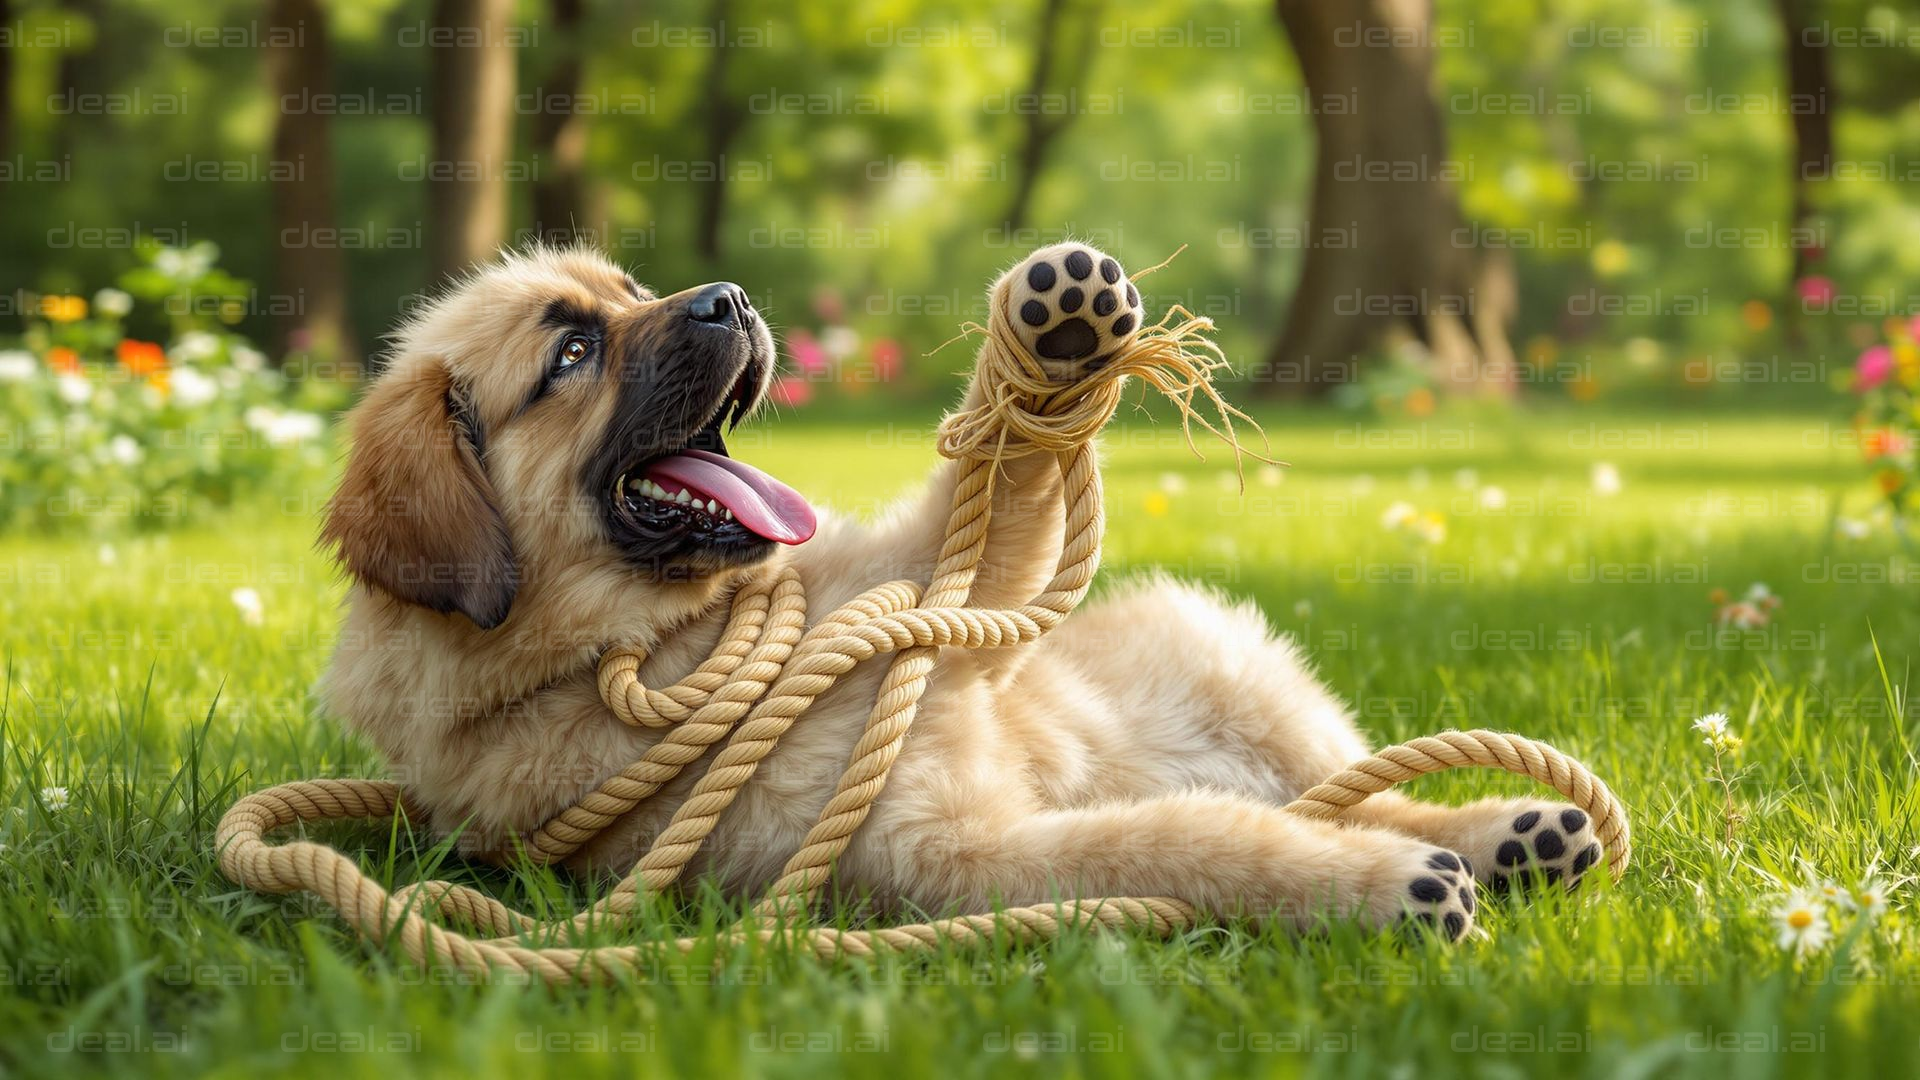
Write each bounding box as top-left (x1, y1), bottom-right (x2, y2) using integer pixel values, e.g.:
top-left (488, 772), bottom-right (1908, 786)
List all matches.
top-left (1001, 243), bottom-right (1145, 380)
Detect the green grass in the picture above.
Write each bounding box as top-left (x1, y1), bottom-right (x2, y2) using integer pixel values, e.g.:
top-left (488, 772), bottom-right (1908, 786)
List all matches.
top-left (2, 404), bottom-right (1917, 1078)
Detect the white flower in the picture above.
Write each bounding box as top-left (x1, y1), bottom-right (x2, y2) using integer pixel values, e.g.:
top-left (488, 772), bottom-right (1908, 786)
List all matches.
top-left (97, 544), bottom-right (117, 565)
top-left (1744, 582), bottom-right (1773, 604)
top-left (1292, 599), bottom-right (1313, 620)
top-left (244, 405), bottom-right (277, 432)
top-left (1381, 501), bottom-right (1417, 530)
top-left (821, 326), bottom-right (860, 360)
top-left (230, 344), bottom-right (267, 373)
top-left (263, 411), bottom-right (324, 447)
top-left (92, 288), bottom-right (133, 318)
top-left (168, 366), bottom-right (218, 409)
top-left (1257, 464), bottom-right (1284, 488)
top-left (1691, 712), bottom-right (1730, 738)
top-left (107, 435), bottom-right (143, 466)
top-left (1854, 878), bottom-right (1893, 919)
top-left (56, 374), bottom-right (93, 406)
top-left (0, 350), bottom-right (36, 382)
top-left (1591, 462), bottom-right (1622, 496)
top-left (40, 786), bottom-right (70, 811)
top-left (1478, 485), bottom-right (1508, 511)
top-left (1413, 513), bottom-right (1447, 544)
top-left (230, 587), bottom-right (265, 626)
top-left (1836, 518), bottom-right (1870, 540)
top-left (1773, 892), bottom-right (1831, 957)
top-left (1158, 472), bottom-right (1188, 495)
top-left (168, 331), bottom-right (221, 364)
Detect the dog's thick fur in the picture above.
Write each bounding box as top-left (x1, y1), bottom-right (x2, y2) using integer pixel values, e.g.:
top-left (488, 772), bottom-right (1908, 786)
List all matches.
top-left (322, 248), bottom-right (1599, 938)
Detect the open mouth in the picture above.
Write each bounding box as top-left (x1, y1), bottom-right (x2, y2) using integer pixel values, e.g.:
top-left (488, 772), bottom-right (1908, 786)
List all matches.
top-left (612, 365), bottom-right (817, 549)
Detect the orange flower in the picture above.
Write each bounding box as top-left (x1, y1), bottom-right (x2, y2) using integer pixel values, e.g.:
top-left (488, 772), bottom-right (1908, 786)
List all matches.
top-left (117, 339), bottom-right (167, 376)
top-left (1405, 387), bottom-right (1436, 416)
top-left (1740, 300), bottom-right (1773, 333)
top-left (39, 294), bottom-right (87, 322)
top-left (1862, 428), bottom-right (1909, 460)
top-left (46, 346), bottom-right (83, 375)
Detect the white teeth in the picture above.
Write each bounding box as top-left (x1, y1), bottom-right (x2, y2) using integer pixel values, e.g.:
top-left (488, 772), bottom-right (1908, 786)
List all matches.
top-left (723, 509), bottom-right (733, 520)
top-left (706, 500), bottom-right (719, 514)
top-left (675, 490), bottom-right (692, 504)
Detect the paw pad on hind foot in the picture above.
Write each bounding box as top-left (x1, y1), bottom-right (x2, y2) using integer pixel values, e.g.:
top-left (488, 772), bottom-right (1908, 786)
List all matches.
top-left (1486, 805), bottom-right (1602, 896)
top-left (1001, 242), bottom-right (1145, 378)
top-left (1399, 848), bottom-right (1476, 942)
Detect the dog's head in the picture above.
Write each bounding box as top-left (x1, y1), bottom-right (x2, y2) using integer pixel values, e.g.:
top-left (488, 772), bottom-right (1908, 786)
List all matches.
top-left (321, 247), bottom-right (816, 630)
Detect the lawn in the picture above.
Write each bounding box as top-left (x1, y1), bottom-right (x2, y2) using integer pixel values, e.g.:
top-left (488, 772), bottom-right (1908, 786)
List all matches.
top-left (2, 403), bottom-right (1916, 1078)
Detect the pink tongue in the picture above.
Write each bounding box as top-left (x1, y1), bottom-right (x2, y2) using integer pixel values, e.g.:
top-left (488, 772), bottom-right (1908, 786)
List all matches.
top-left (645, 449), bottom-right (817, 545)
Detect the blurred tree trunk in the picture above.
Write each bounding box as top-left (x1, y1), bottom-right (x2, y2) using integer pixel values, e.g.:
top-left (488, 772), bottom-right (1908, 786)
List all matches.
top-left (693, 0), bottom-right (743, 262)
top-left (530, 0), bottom-right (589, 244)
top-left (428, 0), bottom-right (516, 278)
top-left (1776, 0), bottom-right (1832, 325)
top-left (1255, 0), bottom-right (1513, 398)
top-left (1001, 0), bottom-right (1103, 231)
top-left (265, 0), bottom-right (360, 372)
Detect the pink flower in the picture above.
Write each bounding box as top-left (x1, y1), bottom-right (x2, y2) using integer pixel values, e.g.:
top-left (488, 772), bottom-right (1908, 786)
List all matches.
top-left (786, 329), bottom-right (828, 374)
top-left (1795, 276), bottom-right (1835, 307)
top-left (772, 376), bottom-right (813, 407)
top-left (1854, 345), bottom-right (1894, 391)
top-left (871, 338), bottom-right (902, 381)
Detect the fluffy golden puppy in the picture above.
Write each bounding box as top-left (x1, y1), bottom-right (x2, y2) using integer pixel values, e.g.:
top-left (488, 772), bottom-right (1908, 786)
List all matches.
top-left (322, 247), bottom-right (1601, 941)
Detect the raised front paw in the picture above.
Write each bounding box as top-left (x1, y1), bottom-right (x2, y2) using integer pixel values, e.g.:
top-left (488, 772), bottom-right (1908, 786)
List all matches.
top-left (1001, 242), bottom-right (1145, 381)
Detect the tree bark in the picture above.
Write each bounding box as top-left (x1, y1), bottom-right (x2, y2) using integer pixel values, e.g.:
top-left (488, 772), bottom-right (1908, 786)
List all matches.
top-left (265, 0), bottom-right (360, 372)
top-left (1256, 0), bottom-right (1512, 397)
top-left (1775, 0), bottom-right (1832, 304)
top-left (692, 0), bottom-right (743, 262)
top-left (529, 0), bottom-right (589, 244)
top-left (428, 0), bottom-right (517, 278)
top-left (1000, 0), bottom-right (1103, 231)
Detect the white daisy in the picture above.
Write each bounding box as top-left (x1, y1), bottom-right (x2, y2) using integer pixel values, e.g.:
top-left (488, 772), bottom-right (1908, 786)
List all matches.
top-left (230, 587), bottom-right (265, 627)
top-left (1773, 892), bottom-right (1831, 957)
top-left (92, 287), bottom-right (134, 318)
top-left (1853, 878), bottom-right (1893, 919)
top-left (1691, 712), bottom-right (1729, 737)
top-left (1381, 501), bottom-right (1417, 530)
top-left (40, 786), bottom-right (70, 811)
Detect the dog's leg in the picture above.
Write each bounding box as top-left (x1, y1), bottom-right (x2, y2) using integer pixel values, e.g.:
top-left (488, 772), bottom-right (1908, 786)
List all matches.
top-left (1331, 793), bottom-right (1605, 897)
top-left (863, 789), bottom-right (1478, 940)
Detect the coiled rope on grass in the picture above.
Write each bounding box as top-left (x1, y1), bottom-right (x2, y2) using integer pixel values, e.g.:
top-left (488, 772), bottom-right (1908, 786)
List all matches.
top-left (217, 249), bottom-right (1630, 985)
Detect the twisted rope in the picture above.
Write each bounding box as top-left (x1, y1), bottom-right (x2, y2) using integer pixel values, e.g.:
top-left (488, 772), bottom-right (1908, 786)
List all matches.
top-left (217, 254), bottom-right (1631, 984)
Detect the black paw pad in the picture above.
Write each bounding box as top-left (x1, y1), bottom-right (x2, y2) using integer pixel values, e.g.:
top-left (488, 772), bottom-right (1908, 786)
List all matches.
top-left (1442, 911), bottom-right (1468, 941)
top-left (1534, 829), bottom-right (1565, 860)
top-left (1426, 852), bottom-right (1461, 873)
top-left (1513, 810), bottom-right (1541, 833)
top-left (1064, 249), bottom-right (1093, 280)
top-left (1059, 286), bottom-right (1084, 313)
top-left (1110, 313), bottom-right (1135, 337)
top-left (1092, 289), bottom-right (1118, 317)
top-left (1571, 843), bottom-right (1600, 875)
top-left (1036, 318), bottom-right (1098, 360)
top-left (1560, 809), bottom-right (1588, 834)
top-left (1026, 262), bottom-right (1056, 292)
top-left (1495, 840), bottom-right (1528, 867)
top-left (1020, 300), bottom-right (1050, 327)
top-left (1409, 876), bottom-right (1451, 903)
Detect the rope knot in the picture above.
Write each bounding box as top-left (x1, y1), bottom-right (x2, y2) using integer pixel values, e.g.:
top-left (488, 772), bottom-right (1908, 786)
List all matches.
top-left (933, 244), bottom-right (1271, 480)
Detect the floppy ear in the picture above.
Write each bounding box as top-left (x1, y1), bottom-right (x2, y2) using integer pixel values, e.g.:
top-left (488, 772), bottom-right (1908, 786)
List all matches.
top-left (321, 361), bottom-right (519, 629)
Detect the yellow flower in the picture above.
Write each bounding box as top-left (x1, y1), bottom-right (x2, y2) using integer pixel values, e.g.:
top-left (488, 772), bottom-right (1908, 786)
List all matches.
top-left (1591, 240), bottom-right (1630, 278)
top-left (1143, 492), bottom-right (1170, 518)
top-left (40, 294), bottom-right (88, 322)
top-left (1741, 301), bottom-right (1773, 333)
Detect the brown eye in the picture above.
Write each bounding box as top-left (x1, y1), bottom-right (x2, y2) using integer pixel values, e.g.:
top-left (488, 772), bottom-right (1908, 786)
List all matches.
top-left (557, 334), bottom-right (592, 368)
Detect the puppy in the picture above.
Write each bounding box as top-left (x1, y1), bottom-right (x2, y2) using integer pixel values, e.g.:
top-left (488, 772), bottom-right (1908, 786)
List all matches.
top-left (321, 247), bottom-right (1601, 940)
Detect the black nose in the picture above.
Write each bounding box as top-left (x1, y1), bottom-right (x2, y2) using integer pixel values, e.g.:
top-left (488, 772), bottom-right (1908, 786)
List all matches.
top-left (687, 282), bottom-right (752, 327)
